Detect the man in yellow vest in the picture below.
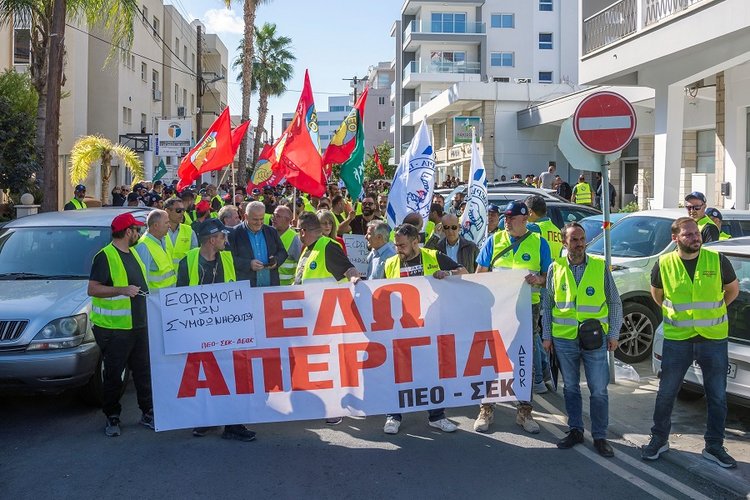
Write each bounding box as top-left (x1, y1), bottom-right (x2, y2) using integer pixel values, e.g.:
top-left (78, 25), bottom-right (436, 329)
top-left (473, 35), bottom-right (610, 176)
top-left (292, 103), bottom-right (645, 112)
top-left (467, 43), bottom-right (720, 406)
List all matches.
top-left (525, 195), bottom-right (563, 260)
top-left (164, 197), bottom-right (198, 270)
top-left (179, 189), bottom-right (197, 225)
top-left (571, 175), bottom-right (592, 206)
top-left (685, 191), bottom-right (720, 243)
top-left (87, 213), bottom-right (153, 437)
top-left (64, 184), bottom-right (88, 210)
top-left (273, 205), bottom-right (301, 286)
top-left (134, 210), bottom-right (176, 289)
top-left (474, 201), bottom-right (553, 434)
top-left (381, 223), bottom-right (466, 434)
top-left (542, 222), bottom-right (623, 457)
top-left (706, 207), bottom-right (731, 240)
top-left (642, 217), bottom-right (739, 467)
top-left (176, 219), bottom-right (256, 442)
top-left (207, 184), bottom-right (224, 214)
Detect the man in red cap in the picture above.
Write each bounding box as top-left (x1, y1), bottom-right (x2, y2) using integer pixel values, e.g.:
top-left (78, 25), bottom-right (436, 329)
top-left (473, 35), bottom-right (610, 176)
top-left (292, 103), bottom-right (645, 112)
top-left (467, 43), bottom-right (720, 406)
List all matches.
top-left (190, 200), bottom-right (212, 233)
top-left (88, 213), bottom-right (153, 437)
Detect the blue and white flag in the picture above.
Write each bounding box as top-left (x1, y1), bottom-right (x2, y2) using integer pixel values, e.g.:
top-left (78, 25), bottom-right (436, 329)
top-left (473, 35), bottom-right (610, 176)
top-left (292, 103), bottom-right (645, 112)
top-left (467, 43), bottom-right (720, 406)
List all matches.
top-left (386, 120), bottom-right (435, 228)
top-left (459, 130), bottom-right (488, 247)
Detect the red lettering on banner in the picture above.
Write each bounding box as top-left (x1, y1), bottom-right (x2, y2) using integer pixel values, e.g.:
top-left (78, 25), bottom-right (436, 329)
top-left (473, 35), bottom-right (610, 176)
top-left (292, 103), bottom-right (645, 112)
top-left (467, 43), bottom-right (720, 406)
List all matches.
top-left (437, 334), bottom-right (457, 379)
top-left (290, 345), bottom-right (334, 390)
top-left (264, 291), bottom-right (307, 338)
top-left (370, 283), bottom-right (424, 331)
top-left (233, 348), bottom-right (284, 394)
top-left (177, 352), bottom-right (230, 398)
top-left (313, 288), bottom-right (367, 335)
top-left (463, 330), bottom-right (513, 376)
top-left (393, 336), bottom-right (431, 383)
top-left (338, 342), bottom-right (387, 387)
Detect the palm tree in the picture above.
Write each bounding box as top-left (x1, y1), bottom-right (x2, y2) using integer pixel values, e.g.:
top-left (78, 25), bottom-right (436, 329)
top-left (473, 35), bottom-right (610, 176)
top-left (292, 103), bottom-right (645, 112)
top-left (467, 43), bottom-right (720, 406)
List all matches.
top-left (222, 0), bottom-right (272, 185)
top-left (69, 135), bottom-right (143, 205)
top-left (0, 0), bottom-right (138, 211)
top-left (233, 23), bottom-right (294, 172)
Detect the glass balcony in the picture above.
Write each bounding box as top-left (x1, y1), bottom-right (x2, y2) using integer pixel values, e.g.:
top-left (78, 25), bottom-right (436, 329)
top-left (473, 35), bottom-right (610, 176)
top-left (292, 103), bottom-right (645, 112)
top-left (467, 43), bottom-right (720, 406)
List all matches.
top-left (407, 20), bottom-right (486, 35)
top-left (403, 60), bottom-right (481, 80)
top-left (403, 101), bottom-right (419, 116)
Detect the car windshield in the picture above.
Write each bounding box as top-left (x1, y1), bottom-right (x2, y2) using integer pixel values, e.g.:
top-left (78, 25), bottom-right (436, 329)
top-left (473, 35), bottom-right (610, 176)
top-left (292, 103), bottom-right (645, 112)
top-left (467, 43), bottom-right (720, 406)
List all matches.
top-left (725, 253), bottom-right (750, 345)
top-left (580, 218), bottom-right (604, 243)
top-left (588, 216), bottom-right (673, 257)
top-left (0, 226), bottom-right (111, 279)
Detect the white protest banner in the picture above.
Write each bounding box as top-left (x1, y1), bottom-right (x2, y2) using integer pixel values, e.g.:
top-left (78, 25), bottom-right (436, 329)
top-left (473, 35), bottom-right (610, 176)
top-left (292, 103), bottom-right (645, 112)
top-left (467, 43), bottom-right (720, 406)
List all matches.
top-left (160, 281), bottom-right (257, 355)
top-left (147, 272), bottom-right (532, 431)
top-left (343, 234), bottom-right (369, 277)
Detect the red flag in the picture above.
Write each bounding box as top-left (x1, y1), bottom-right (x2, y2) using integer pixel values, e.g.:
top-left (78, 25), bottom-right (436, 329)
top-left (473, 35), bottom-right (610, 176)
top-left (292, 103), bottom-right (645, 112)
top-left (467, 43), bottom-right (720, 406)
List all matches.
top-left (322, 86), bottom-right (369, 178)
top-left (231, 120), bottom-right (251, 153)
top-left (177, 108), bottom-right (234, 190)
top-left (247, 142), bottom-right (282, 191)
top-left (275, 70), bottom-right (326, 197)
top-left (373, 146), bottom-right (384, 176)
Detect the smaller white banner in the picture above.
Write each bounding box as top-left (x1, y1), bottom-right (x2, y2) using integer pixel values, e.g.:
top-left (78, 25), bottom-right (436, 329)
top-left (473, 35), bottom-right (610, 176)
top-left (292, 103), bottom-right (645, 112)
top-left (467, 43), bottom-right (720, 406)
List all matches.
top-left (160, 281), bottom-right (257, 354)
top-left (343, 234), bottom-right (369, 277)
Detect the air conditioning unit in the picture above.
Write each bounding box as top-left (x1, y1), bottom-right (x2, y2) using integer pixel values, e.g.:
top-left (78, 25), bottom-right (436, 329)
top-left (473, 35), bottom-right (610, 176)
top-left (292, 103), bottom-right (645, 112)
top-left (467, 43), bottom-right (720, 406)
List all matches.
top-left (152, 89), bottom-right (162, 101)
top-left (177, 106), bottom-right (186, 117)
top-left (515, 77), bottom-right (532, 84)
top-left (494, 77), bottom-right (510, 83)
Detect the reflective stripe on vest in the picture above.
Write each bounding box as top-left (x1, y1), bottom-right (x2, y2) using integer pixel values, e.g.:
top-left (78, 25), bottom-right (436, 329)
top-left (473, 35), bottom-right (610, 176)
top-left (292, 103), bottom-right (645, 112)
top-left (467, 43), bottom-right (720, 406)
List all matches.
top-left (490, 231), bottom-right (542, 304)
top-left (186, 248), bottom-right (237, 286)
top-left (574, 183), bottom-right (591, 204)
top-left (535, 219), bottom-right (563, 260)
top-left (659, 248), bottom-right (728, 340)
top-left (297, 236), bottom-right (337, 284)
top-left (170, 224), bottom-right (193, 268)
top-left (383, 248), bottom-right (440, 279)
top-left (70, 198), bottom-right (87, 209)
top-left (137, 235), bottom-right (176, 289)
top-left (279, 228), bottom-right (298, 286)
top-left (90, 244), bottom-right (146, 330)
top-left (551, 257), bottom-right (609, 339)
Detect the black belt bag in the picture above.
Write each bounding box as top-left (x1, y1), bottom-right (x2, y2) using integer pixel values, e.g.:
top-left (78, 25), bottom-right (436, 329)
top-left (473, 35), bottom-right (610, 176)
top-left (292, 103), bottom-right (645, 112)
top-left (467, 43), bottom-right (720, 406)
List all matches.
top-left (578, 319), bottom-right (604, 350)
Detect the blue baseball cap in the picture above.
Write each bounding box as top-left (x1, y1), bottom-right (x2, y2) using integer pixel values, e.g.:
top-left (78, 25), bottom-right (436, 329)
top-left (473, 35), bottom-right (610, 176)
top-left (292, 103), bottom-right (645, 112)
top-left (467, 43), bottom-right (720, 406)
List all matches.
top-left (706, 207), bottom-right (723, 220)
top-left (504, 200), bottom-right (528, 217)
top-left (488, 204), bottom-right (501, 214)
top-left (685, 191), bottom-right (706, 203)
top-left (74, 184), bottom-right (86, 193)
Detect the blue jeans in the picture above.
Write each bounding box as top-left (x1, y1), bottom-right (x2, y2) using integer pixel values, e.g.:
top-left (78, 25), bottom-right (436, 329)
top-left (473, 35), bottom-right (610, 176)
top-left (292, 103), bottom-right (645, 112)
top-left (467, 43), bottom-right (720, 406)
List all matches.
top-left (553, 337), bottom-right (610, 439)
top-left (652, 338), bottom-right (728, 447)
top-left (387, 409), bottom-right (445, 422)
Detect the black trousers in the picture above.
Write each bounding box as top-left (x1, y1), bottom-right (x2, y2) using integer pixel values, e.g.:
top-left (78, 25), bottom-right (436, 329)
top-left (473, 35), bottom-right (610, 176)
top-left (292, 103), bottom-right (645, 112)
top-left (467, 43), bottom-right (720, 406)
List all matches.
top-left (93, 326), bottom-right (153, 417)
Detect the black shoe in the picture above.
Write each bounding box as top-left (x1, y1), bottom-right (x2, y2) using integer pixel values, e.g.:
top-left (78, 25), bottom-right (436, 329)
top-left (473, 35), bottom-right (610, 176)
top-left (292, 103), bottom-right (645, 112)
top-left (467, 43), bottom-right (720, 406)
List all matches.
top-left (594, 439), bottom-right (614, 457)
top-left (557, 429), bottom-right (584, 449)
top-left (105, 415), bottom-right (121, 437)
top-left (192, 426), bottom-right (215, 437)
top-left (702, 446), bottom-right (737, 468)
top-left (140, 409), bottom-right (155, 430)
top-left (222, 424), bottom-right (256, 442)
top-left (325, 417), bottom-right (343, 426)
top-left (641, 435), bottom-right (669, 460)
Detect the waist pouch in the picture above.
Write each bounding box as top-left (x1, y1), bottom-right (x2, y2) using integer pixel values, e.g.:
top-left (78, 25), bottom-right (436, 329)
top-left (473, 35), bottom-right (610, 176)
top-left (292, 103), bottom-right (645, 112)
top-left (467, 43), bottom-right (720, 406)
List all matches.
top-left (578, 319), bottom-right (604, 350)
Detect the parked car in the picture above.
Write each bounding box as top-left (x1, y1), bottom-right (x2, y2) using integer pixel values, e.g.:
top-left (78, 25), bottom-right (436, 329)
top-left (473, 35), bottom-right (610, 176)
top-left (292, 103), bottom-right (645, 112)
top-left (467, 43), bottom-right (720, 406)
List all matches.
top-left (444, 184), bottom-right (564, 212)
top-left (0, 208), bottom-right (150, 404)
top-left (587, 209), bottom-right (750, 363)
top-left (578, 213), bottom-right (629, 243)
top-left (652, 238), bottom-right (750, 406)
top-left (494, 199), bottom-right (600, 230)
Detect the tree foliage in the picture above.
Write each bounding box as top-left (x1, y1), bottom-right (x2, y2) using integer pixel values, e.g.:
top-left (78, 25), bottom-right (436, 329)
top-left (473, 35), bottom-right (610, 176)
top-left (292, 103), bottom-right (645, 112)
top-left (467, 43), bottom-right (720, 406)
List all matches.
top-left (69, 135), bottom-right (143, 204)
top-left (364, 141), bottom-right (395, 181)
top-left (0, 70), bottom-right (39, 199)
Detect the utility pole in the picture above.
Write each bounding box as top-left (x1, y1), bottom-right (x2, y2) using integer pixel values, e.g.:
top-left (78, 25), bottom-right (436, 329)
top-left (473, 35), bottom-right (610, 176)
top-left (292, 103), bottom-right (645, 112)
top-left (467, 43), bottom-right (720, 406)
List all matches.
top-left (196, 24), bottom-right (203, 140)
top-left (270, 115), bottom-right (274, 143)
top-left (343, 76), bottom-right (363, 103)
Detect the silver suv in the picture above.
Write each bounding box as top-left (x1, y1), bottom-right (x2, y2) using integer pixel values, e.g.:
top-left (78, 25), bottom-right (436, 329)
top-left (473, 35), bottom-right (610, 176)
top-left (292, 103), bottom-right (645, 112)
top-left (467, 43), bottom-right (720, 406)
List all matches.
top-left (0, 208), bottom-right (149, 404)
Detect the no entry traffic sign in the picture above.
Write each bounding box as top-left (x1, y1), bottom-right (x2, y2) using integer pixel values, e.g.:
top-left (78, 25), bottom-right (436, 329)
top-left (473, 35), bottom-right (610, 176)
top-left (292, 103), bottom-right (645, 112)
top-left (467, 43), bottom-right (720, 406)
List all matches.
top-left (573, 91), bottom-right (637, 155)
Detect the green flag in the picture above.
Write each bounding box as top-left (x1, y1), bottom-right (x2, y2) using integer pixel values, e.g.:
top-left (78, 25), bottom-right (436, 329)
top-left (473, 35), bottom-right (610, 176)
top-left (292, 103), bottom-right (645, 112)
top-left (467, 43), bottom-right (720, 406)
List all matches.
top-left (153, 159), bottom-right (167, 182)
top-left (338, 117), bottom-right (366, 199)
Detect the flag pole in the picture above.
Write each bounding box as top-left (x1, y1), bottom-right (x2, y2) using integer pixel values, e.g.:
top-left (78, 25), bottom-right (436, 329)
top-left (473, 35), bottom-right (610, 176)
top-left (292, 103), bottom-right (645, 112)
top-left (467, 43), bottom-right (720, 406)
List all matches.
top-left (232, 164), bottom-right (236, 202)
top-left (293, 186), bottom-right (297, 221)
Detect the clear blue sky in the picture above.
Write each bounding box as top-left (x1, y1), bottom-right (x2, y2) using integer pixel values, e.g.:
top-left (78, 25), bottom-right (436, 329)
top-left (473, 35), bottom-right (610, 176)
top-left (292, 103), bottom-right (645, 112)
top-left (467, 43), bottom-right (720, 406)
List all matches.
top-left (171, 0), bottom-right (402, 137)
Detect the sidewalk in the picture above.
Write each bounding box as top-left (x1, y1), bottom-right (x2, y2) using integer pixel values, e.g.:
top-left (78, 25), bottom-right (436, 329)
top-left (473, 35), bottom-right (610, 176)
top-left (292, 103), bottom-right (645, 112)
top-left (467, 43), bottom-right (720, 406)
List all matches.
top-left (541, 359), bottom-right (750, 496)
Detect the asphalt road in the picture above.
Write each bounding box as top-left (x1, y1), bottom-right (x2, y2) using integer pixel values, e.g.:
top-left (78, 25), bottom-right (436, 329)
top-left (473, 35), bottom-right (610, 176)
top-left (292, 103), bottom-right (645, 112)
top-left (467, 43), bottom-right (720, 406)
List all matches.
top-left (0, 382), bottom-right (742, 500)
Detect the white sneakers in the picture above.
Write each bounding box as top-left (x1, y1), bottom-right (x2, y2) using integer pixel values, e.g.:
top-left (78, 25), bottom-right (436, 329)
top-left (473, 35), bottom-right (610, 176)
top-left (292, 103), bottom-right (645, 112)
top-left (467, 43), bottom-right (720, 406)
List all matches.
top-left (428, 418), bottom-right (458, 432)
top-left (383, 417), bottom-right (401, 434)
top-left (473, 404), bottom-right (495, 432)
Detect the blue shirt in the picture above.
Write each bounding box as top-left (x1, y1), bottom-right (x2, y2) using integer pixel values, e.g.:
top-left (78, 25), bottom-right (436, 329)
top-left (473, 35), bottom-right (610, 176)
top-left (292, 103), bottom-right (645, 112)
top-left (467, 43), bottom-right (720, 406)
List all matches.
top-left (476, 230), bottom-right (552, 272)
top-left (445, 239), bottom-right (460, 263)
top-left (366, 242), bottom-right (396, 280)
top-left (248, 228), bottom-right (270, 287)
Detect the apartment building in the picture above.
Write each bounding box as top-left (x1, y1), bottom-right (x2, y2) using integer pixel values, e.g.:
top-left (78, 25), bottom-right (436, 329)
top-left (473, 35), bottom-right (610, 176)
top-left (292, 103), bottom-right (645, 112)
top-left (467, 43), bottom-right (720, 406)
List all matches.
top-left (281, 95), bottom-right (352, 153)
top-left (356, 62), bottom-right (396, 153)
top-left (392, 0), bottom-right (580, 183)
top-left (2, 2), bottom-right (229, 207)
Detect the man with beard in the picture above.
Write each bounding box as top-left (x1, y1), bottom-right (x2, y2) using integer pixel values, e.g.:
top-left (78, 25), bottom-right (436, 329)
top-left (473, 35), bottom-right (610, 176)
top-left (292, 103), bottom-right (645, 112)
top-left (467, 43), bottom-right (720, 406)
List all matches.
top-left (87, 213), bottom-right (153, 437)
top-left (347, 193), bottom-right (380, 235)
top-left (642, 217), bottom-right (739, 468)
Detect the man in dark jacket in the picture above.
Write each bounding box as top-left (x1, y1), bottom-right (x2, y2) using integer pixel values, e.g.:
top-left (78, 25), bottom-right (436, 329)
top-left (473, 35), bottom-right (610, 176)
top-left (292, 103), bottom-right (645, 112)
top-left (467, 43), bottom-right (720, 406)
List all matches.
top-left (228, 201), bottom-right (288, 286)
top-left (435, 213), bottom-right (479, 273)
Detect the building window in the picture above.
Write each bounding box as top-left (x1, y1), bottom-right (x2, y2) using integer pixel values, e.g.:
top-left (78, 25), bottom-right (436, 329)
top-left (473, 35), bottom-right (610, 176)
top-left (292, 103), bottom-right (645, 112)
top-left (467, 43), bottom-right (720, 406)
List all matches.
top-left (430, 12), bottom-right (467, 33)
top-left (152, 16), bottom-right (159, 36)
top-left (540, 0), bottom-right (553, 11)
top-left (378, 96), bottom-right (386, 105)
top-left (174, 84), bottom-right (179, 103)
top-left (141, 62), bottom-right (147, 82)
top-left (190, 94), bottom-right (194, 113)
top-left (142, 5), bottom-right (148, 22)
top-left (377, 121), bottom-right (387, 130)
top-left (538, 71), bottom-right (553, 83)
top-left (191, 52), bottom-right (195, 71)
top-left (430, 50), bottom-right (466, 72)
top-left (174, 37), bottom-right (179, 54)
top-left (152, 69), bottom-right (159, 92)
top-left (182, 88), bottom-right (187, 107)
top-left (122, 107), bottom-right (132, 124)
top-left (183, 45), bottom-right (187, 63)
top-left (491, 13), bottom-right (514, 28)
top-left (377, 73), bottom-right (390, 88)
top-left (13, 27), bottom-right (31, 65)
top-left (140, 113), bottom-right (147, 132)
top-left (697, 129), bottom-right (716, 174)
top-left (490, 52), bottom-right (514, 67)
top-left (539, 33), bottom-right (553, 50)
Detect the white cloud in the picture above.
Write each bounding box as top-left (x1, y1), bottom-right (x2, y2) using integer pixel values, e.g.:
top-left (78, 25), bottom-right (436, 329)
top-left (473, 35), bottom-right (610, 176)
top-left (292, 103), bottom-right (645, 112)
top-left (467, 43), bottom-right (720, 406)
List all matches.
top-left (202, 8), bottom-right (244, 35)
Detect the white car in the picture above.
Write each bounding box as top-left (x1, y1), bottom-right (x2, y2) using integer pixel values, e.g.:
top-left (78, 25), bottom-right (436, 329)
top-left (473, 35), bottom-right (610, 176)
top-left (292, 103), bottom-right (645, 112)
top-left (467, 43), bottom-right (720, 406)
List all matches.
top-left (652, 238), bottom-right (750, 405)
top-left (587, 209), bottom-right (750, 363)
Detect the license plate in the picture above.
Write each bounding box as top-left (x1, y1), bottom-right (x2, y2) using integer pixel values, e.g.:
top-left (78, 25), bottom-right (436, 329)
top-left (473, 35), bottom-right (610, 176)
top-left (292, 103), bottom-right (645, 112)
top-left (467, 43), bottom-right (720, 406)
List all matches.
top-left (691, 361), bottom-right (737, 379)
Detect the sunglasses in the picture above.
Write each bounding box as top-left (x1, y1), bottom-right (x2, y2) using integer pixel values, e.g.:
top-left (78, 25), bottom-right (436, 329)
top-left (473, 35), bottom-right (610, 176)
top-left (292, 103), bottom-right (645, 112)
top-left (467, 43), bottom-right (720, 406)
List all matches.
top-left (173, 208), bottom-right (184, 213)
top-left (686, 204), bottom-right (704, 211)
top-left (444, 225), bottom-right (459, 230)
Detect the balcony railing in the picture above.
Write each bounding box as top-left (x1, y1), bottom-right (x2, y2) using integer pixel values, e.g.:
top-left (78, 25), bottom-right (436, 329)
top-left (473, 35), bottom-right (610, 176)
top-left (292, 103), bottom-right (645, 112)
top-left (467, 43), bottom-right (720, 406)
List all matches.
top-left (582, 0), bottom-right (711, 55)
top-left (406, 20), bottom-right (486, 36)
top-left (403, 101), bottom-right (420, 116)
top-left (403, 60), bottom-right (481, 80)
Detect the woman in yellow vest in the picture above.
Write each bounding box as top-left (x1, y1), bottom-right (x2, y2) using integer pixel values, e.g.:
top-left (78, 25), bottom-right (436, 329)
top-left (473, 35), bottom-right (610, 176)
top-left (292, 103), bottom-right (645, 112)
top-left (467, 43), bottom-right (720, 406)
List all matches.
top-left (643, 216), bottom-right (739, 467)
top-left (571, 175), bottom-right (592, 206)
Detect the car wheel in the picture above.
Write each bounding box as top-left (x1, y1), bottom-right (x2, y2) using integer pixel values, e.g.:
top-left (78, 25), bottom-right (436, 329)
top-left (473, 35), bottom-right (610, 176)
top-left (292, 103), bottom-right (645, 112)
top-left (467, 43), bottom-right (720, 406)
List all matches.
top-left (79, 355), bottom-right (131, 407)
top-left (677, 385), bottom-right (704, 401)
top-left (616, 301), bottom-right (657, 363)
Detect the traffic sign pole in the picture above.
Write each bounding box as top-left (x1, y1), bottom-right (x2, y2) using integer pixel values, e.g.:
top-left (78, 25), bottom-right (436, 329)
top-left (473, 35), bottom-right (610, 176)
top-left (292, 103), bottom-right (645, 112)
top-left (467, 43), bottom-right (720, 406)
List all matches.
top-left (600, 157), bottom-right (616, 384)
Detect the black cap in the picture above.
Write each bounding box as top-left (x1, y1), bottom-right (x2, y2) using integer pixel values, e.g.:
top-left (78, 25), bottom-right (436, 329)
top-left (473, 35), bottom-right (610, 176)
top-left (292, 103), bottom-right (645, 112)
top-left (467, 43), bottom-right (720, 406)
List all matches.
top-left (488, 204), bottom-right (500, 214)
top-left (74, 184), bottom-right (86, 193)
top-left (127, 192), bottom-right (139, 202)
top-left (706, 207), bottom-right (723, 220)
top-left (153, 180), bottom-right (163, 186)
top-left (197, 219), bottom-right (230, 238)
top-left (685, 191), bottom-right (706, 203)
top-left (504, 200), bottom-right (528, 217)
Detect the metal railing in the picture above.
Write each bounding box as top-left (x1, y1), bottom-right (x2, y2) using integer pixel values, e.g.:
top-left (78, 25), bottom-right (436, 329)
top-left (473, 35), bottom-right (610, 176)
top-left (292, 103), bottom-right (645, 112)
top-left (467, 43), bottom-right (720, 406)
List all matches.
top-left (643, 0), bottom-right (707, 26)
top-left (403, 60), bottom-right (481, 80)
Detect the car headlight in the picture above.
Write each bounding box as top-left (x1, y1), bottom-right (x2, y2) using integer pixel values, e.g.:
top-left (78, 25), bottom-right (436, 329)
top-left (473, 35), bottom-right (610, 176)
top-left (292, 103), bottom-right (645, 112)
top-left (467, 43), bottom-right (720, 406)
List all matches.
top-left (27, 314), bottom-right (88, 351)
